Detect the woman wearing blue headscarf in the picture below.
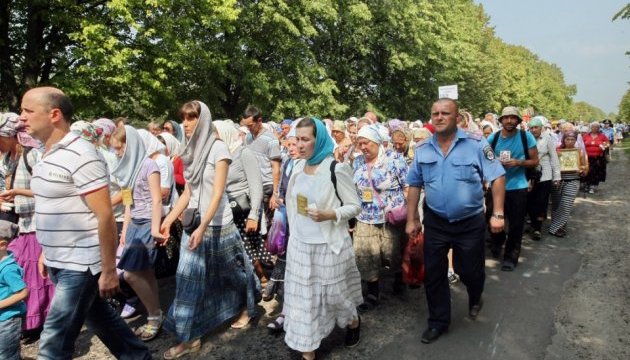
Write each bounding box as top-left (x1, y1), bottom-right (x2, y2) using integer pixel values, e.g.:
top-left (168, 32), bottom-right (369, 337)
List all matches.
top-left (283, 117), bottom-right (362, 359)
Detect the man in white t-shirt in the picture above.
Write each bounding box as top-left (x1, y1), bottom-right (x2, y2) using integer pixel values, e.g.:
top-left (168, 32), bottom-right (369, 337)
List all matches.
top-left (20, 87), bottom-right (150, 360)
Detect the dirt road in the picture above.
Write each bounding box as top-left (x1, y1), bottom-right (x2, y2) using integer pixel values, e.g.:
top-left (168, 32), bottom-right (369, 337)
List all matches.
top-left (23, 145), bottom-right (630, 360)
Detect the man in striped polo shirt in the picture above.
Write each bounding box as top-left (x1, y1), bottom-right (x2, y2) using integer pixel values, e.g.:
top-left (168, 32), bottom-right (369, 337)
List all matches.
top-left (20, 87), bottom-right (150, 360)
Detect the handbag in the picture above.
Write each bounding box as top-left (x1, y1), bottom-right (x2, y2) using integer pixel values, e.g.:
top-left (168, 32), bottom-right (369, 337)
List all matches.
top-left (368, 163), bottom-right (407, 226)
top-left (181, 157), bottom-right (209, 236)
top-left (402, 231), bottom-right (425, 286)
top-left (228, 193), bottom-right (251, 216)
top-left (154, 220), bottom-right (182, 279)
top-left (266, 204), bottom-right (288, 255)
top-left (181, 208), bottom-right (200, 236)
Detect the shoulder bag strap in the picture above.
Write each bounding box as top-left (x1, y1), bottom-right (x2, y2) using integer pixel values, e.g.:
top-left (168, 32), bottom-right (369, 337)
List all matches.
top-left (329, 160), bottom-right (344, 206)
top-left (520, 130), bottom-right (531, 160)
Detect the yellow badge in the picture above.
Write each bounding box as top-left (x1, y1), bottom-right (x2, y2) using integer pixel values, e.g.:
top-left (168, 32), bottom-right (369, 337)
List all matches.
top-left (362, 189), bottom-right (373, 203)
top-left (121, 188), bottom-right (133, 206)
top-left (297, 194), bottom-right (308, 216)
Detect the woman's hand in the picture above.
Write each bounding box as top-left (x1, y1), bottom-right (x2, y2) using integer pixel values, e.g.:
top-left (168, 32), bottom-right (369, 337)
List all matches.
top-left (119, 231), bottom-right (126, 247)
top-left (188, 226), bottom-right (204, 251)
top-left (307, 208), bottom-right (335, 222)
top-left (152, 229), bottom-right (166, 246)
top-left (158, 219), bottom-right (173, 246)
top-left (0, 189), bottom-right (16, 202)
top-left (245, 218), bottom-right (258, 233)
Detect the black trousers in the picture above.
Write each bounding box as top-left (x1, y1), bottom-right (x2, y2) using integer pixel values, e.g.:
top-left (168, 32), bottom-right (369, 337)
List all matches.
top-left (423, 207), bottom-right (486, 331)
top-left (527, 180), bottom-right (553, 231)
top-left (490, 189), bottom-right (528, 264)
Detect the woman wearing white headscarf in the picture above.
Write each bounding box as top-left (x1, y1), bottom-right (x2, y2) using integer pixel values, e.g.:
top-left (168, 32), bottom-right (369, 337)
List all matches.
top-left (352, 124), bottom-right (409, 311)
top-left (159, 101), bottom-right (260, 359)
top-left (157, 132), bottom-right (185, 194)
top-left (213, 120), bottom-right (268, 285)
top-left (138, 129), bottom-right (176, 210)
top-left (0, 112), bottom-right (53, 341)
top-left (111, 125), bottom-right (164, 342)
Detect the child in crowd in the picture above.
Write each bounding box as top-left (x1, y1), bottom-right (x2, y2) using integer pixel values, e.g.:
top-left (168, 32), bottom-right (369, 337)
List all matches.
top-left (111, 126), bottom-right (165, 341)
top-left (0, 220), bottom-right (28, 360)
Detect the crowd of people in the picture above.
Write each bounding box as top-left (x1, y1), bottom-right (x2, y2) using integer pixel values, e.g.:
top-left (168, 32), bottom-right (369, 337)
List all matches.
top-left (0, 86), bottom-right (627, 359)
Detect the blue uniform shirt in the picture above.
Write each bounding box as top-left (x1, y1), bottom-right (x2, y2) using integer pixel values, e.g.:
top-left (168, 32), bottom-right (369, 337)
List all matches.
top-left (407, 129), bottom-right (505, 222)
top-left (602, 127), bottom-right (614, 142)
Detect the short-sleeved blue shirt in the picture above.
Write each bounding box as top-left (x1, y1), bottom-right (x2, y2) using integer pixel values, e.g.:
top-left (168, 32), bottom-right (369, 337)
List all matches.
top-left (407, 129), bottom-right (505, 222)
top-left (487, 130), bottom-right (537, 191)
top-left (0, 252), bottom-right (27, 321)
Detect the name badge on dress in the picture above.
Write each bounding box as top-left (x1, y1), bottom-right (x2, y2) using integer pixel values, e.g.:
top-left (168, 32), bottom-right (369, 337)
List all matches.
top-left (362, 189), bottom-right (374, 203)
top-left (121, 188), bottom-right (133, 206)
top-left (297, 194), bottom-right (308, 216)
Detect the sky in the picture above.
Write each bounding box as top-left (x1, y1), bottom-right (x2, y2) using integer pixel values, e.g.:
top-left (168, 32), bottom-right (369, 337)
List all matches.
top-left (476, 0), bottom-right (629, 114)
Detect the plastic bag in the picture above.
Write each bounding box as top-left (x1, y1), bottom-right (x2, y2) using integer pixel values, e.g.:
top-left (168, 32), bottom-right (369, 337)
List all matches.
top-left (402, 231), bottom-right (424, 286)
top-left (266, 205), bottom-right (288, 255)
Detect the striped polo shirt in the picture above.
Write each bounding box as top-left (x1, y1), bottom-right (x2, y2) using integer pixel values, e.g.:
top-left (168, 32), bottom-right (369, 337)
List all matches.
top-left (31, 132), bottom-right (109, 274)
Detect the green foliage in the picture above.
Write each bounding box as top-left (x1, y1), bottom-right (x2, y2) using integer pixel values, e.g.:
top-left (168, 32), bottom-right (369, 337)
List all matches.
top-left (0, 0), bottom-right (579, 124)
top-left (569, 101), bottom-right (606, 122)
top-left (618, 88), bottom-right (630, 122)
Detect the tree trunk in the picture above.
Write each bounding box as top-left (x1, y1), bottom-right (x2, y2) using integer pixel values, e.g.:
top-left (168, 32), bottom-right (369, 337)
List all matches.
top-left (0, 0), bottom-right (18, 110)
top-left (21, 1), bottom-right (49, 89)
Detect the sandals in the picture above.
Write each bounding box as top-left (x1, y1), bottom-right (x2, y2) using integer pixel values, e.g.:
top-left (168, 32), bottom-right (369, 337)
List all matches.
top-left (163, 339), bottom-right (201, 359)
top-left (135, 311), bottom-right (163, 342)
top-left (230, 309), bottom-right (252, 329)
top-left (267, 315), bottom-right (285, 334)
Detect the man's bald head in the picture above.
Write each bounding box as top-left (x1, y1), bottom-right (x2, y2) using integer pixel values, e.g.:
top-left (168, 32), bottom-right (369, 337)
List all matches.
top-left (364, 111), bottom-right (378, 123)
top-left (24, 87), bottom-right (74, 122)
top-left (433, 98), bottom-right (459, 114)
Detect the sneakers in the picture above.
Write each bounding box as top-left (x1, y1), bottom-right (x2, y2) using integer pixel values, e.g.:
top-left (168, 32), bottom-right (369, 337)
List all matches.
top-left (121, 304), bottom-right (138, 319)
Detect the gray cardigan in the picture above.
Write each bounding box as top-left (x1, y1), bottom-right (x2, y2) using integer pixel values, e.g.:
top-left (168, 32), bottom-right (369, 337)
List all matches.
top-left (225, 146), bottom-right (263, 221)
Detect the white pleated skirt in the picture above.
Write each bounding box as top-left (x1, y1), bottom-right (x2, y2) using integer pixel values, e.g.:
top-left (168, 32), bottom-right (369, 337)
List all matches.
top-left (283, 235), bottom-right (363, 352)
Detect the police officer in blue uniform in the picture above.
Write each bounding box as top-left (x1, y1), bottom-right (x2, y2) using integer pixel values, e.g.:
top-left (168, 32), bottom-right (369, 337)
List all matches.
top-left (406, 98), bottom-right (506, 344)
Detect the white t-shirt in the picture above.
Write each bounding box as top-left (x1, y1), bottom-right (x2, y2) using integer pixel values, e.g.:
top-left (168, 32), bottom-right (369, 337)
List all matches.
top-left (31, 133), bottom-right (109, 274)
top-left (154, 153), bottom-right (178, 214)
top-left (290, 172), bottom-right (325, 244)
top-left (189, 141), bottom-right (233, 226)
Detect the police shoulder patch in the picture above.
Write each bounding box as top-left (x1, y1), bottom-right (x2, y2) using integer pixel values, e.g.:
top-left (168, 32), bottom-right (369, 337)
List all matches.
top-left (483, 145), bottom-right (495, 161)
top-left (466, 131), bottom-right (483, 141)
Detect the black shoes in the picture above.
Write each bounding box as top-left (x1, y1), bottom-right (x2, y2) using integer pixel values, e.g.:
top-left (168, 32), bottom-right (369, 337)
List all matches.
top-left (501, 260), bottom-right (516, 271)
top-left (345, 316), bottom-right (361, 348)
top-left (469, 299), bottom-right (484, 320)
top-left (532, 230), bottom-right (542, 241)
top-left (421, 327), bottom-right (446, 344)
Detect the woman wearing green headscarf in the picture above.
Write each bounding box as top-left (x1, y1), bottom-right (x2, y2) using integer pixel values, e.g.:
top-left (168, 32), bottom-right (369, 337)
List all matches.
top-left (527, 116), bottom-right (561, 240)
top-left (283, 117), bottom-right (362, 359)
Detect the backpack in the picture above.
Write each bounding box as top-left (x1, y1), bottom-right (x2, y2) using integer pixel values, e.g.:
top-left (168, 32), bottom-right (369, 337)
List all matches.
top-left (490, 130), bottom-right (541, 183)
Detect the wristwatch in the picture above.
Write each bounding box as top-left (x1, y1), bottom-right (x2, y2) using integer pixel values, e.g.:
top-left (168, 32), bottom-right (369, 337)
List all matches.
top-left (492, 213), bottom-right (505, 220)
